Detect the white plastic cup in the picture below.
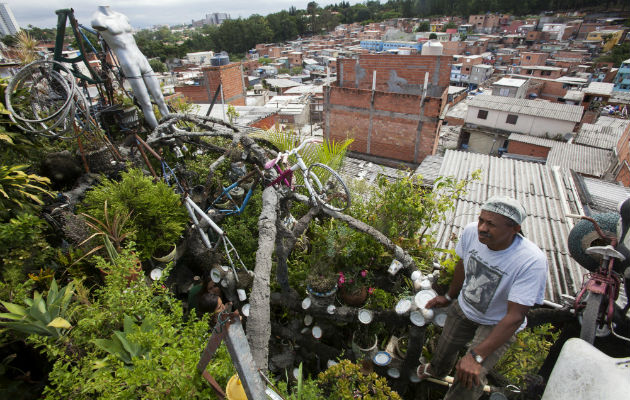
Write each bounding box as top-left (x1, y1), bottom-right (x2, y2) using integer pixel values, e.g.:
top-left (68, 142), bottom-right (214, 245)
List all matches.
top-left (237, 289), bottom-right (247, 301)
top-left (388, 259), bottom-right (403, 276)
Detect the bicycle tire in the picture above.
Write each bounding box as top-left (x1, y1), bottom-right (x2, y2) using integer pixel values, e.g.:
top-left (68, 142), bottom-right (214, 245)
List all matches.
top-left (306, 163), bottom-right (351, 212)
top-left (580, 292), bottom-right (603, 344)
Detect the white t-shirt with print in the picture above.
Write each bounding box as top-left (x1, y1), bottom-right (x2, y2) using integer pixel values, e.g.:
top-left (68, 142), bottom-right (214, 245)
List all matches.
top-left (455, 222), bottom-right (548, 330)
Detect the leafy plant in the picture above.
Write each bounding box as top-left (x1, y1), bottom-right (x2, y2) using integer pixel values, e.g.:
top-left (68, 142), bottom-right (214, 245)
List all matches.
top-left (364, 288), bottom-right (396, 311)
top-left (0, 279), bottom-right (74, 338)
top-left (494, 323), bottom-right (559, 390)
top-left (75, 201), bottom-right (135, 264)
top-left (226, 104), bottom-right (240, 124)
top-left (92, 315), bottom-right (152, 366)
top-left (275, 362), bottom-right (324, 399)
top-left (81, 168), bottom-right (188, 260)
top-left (0, 164), bottom-right (52, 220)
top-left (38, 247), bottom-right (232, 398)
top-left (317, 359), bottom-right (401, 400)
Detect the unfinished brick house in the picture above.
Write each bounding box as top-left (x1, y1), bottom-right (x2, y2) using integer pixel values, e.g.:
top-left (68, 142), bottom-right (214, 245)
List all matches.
top-left (174, 62), bottom-right (246, 105)
top-left (324, 54), bottom-right (452, 164)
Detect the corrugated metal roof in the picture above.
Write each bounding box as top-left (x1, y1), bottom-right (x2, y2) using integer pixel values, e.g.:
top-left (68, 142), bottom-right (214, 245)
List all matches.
top-left (508, 133), bottom-right (613, 177)
top-left (581, 176), bottom-right (630, 213)
top-left (427, 150), bottom-right (586, 303)
top-left (468, 95), bottom-right (584, 123)
top-left (584, 82), bottom-right (614, 96)
top-left (594, 116), bottom-right (630, 132)
top-left (575, 123), bottom-right (624, 150)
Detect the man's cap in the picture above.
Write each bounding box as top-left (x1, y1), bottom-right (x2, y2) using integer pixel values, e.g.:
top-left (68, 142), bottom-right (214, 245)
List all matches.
top-left (481, 196), bottom-right (527, 225)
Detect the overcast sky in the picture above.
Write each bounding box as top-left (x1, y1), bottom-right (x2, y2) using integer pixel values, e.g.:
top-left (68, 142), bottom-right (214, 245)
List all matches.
top-left (8, 1), bottom-right (361, 29)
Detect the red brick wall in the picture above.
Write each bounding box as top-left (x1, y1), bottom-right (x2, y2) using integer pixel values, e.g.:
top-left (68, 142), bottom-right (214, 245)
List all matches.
top-left (507, 141), bottom-right (551, 158)
top-left (539, 81), bottom-right (567, 101)
top-left (174, 85), bottom-right (210, 103)
top-left (250, 113), bottom-right (278, 130)
top-left (325, 85), bottom-right (443, 163)
top-left (337, 54), bottom-right (452, 92)
top-left (204, 63), bottom-right (245, 106)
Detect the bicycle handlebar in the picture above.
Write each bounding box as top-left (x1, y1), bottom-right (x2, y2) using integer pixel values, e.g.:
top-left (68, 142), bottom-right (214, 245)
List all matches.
top-left (284, 137), bottom-right (320, 157)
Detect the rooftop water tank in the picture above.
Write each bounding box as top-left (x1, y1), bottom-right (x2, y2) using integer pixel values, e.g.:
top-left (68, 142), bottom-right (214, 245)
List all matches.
top-left (211, 53), bottom-right (230, 66)
top-left (421, 39), bottom-right (443, 56)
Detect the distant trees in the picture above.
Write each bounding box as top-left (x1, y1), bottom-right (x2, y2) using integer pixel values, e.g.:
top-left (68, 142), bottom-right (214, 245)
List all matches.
top-left (58, 0), bottom-right (623, 61)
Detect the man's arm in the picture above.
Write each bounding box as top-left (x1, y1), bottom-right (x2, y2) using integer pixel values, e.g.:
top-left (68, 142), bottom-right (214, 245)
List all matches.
top-left (456, 301), bottom-right (530, 388)
top-left (426, 258), bottom-right (464, 309)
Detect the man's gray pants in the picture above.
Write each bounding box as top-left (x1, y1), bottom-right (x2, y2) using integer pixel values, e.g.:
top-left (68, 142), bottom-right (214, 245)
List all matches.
top-left (429, 300), bottom-right (516, 400)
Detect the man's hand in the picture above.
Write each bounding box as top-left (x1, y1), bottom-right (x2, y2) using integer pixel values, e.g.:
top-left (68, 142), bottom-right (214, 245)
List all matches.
top-left (425, 295), bottom-right (451, 309)
top-left (455, 353), bottom-right (482, 389)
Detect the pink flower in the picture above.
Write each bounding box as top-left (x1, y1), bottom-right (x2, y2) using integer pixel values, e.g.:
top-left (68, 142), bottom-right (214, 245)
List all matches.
top-left (368, 287), bottom-right (374, 295)
top-left (360, 270), bottom-right (367, 278)
top-left (338, 273), bottom-right (345, 285)
top-left (349, 278), bottom-right (354, 284)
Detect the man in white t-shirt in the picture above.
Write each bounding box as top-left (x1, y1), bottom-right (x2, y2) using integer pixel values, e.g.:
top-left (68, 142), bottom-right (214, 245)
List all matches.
top-left (417, 196), bottom-right (548, 400)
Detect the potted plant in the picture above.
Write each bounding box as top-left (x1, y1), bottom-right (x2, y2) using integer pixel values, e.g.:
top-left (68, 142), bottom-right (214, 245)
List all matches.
top-left (351, 322), bottom-right (384, 360)
top-left (337, 268), bottom-right (373, 307)
top-left (306, 260), bottom-right (337, 297)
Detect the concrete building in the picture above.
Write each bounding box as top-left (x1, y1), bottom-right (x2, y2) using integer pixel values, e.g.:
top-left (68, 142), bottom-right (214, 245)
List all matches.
top-left (586, 29), bottom-right (625, 52)
top-left (325, 54), bottom-right (452, 164)
top-left (613, 58), bottom-right (630, 93)
top-left (185, 51), bottom-right (214, 65)
top-left (462, 95), bottom-right (584, 155)
top-left (468, 64), bottom-right (493, 88)
top-left (492, 77), bottom-right (529, 98)
top-left (0, 3), bottom-right (19, 37)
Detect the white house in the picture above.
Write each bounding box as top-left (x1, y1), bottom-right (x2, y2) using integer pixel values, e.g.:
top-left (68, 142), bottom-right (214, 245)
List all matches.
top-left (466, 95), bottom-right (583, 137)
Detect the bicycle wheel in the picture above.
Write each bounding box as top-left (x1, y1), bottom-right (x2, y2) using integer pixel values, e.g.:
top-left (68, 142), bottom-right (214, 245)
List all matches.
top-left (306, 163), bottom-right (351, 212)
top-left (580, 292), bottom-right (603, 344)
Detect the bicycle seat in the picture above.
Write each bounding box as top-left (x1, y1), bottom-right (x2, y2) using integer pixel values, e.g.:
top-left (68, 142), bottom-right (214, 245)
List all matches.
top-left (585, 245), bottom-right (626, 261)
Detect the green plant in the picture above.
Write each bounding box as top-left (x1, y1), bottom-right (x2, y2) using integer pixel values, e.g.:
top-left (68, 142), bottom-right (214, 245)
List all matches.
top-left (494, 323), bottom-right (559, 390)
top-left (92, 315), bottom-right (152, 366)
top-left (0, 279), bottom-right (74, 338)
top-left (75, 201), bottom-right (135, 264)
top-left (0, 164), bottom-right (52, 220)
top-left (38, 247), bottom-right (233, 398)
top-left (364, 288), bottom-right (396, 311)
top-left (436, 250), bottom-right (459, 290)
top-left (82, 168), bottom-right (188, 260)
top-left (275, 362), bottom-right (324, 399)
top-left (317, 359), bottom-right (401, 400)
top-left (226, 104), bottom-right (240, 124)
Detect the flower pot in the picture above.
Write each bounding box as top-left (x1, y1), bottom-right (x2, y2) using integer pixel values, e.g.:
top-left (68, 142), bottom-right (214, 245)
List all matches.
top-left (307, 284), bottom-right (338, 307)
top-left (153, 244), bottom-right (177, 263)
top-left (340, 286), bottom-right (368, 307)
top-left (352, 332), bottom-right (378, 359)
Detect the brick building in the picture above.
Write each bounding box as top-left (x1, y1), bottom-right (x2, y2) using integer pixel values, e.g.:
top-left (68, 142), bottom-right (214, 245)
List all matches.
top-left (324, 54), bottom-right (452, 164)
top-left (174, 62), bottom-right (246, 105)
top-left (520, 52), bottom-right (548, 66)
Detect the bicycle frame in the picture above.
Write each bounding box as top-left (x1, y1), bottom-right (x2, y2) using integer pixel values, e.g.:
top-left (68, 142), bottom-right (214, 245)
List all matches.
top-left (209, 168), bottom-right (262, 216)
top-left (132, 136), bottom-right (250, 280)
top-left (568, 213), bottom-right (628, 342)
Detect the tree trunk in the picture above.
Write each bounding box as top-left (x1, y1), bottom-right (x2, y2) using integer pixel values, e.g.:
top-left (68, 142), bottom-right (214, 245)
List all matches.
top-left (247, 186), bottom-right (278, 371)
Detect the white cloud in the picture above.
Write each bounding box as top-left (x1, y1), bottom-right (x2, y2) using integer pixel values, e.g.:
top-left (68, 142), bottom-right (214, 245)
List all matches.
top-left (8, 0), bottom-right (357, 29)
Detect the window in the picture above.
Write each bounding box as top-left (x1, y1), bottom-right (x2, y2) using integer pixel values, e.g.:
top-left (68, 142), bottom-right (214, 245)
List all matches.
top-left (506, 114), bottom-right (518, 124)
top-left (526, 56), bottom-right (531, 60)
top-left (477, 110), bottom-right (488, 119)
top-left (499, 87), bottom-right (510, 96)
